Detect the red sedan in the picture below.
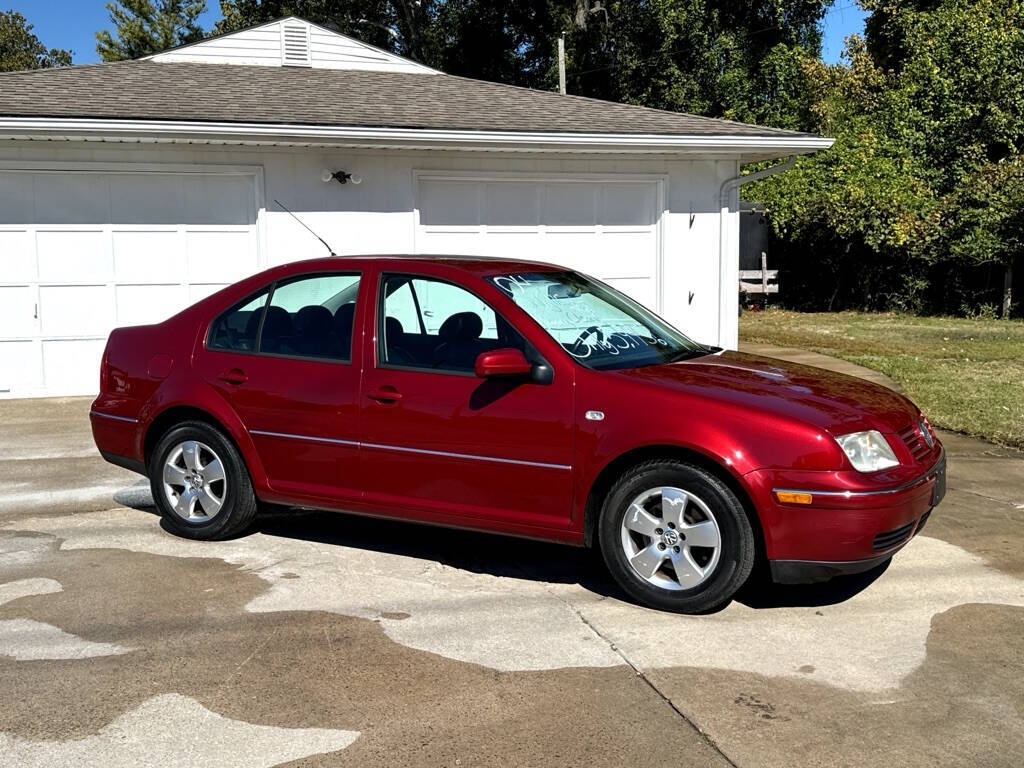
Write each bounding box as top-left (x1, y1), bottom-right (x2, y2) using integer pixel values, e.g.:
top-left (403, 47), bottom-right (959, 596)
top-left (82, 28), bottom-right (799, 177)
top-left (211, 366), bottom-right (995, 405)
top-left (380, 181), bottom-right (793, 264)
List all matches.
top-left (91, 256), bottom-right (945, 613)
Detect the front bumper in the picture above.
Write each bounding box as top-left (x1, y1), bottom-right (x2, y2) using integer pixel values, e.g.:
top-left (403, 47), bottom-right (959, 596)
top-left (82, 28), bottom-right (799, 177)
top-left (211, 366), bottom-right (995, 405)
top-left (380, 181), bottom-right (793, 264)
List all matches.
top-left (744, 451), bottom-right (945, 579)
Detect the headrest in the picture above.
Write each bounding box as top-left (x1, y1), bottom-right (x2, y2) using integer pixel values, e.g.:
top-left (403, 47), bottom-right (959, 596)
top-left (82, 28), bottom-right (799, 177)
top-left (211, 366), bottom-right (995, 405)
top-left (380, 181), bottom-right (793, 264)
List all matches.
top-left (385, 316), bottom-right (404, 339)
top-left (261, 305), bottom-right (293, 336)
top-left (438, 312), bottom-right (482, 341)
top-left (333, 303), bottom-right (356, 332)
top-left (296, 305), bottom-right (332, 337)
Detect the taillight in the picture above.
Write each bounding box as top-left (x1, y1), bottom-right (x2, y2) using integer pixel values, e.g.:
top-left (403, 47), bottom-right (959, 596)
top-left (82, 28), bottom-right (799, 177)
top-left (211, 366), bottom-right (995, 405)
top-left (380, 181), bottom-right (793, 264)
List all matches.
top-left (99, 345), bottom-right (110, 392)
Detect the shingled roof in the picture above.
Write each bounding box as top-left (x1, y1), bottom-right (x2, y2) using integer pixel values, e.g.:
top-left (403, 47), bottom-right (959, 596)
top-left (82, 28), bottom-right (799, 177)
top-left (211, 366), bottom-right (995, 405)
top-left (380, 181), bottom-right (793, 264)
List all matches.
top-left (0, 59), bottom-right (814, 138)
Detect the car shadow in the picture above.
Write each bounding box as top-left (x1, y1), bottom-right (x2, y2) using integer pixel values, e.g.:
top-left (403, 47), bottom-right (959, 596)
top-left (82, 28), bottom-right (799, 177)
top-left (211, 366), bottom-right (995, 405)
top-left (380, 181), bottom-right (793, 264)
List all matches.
top-left (111, 484), bottom-right (890, 611)
top-left (735, 558), bottom-right (891, 609)
top-left (254, 505), bottom-right (624, 595)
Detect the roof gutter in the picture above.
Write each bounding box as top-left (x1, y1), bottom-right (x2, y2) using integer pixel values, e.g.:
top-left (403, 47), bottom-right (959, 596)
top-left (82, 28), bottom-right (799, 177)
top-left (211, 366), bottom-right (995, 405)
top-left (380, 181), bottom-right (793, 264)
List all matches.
top-left (0, 117), bottom-right (834, 155)
top-left (717, 155), bottom-right (799, 347)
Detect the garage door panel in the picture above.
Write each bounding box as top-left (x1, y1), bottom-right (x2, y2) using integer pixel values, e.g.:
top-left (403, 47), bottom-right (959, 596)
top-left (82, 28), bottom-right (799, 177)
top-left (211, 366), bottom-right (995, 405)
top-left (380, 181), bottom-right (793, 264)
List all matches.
top-left (0, 178), bottom-right (33, 224)
top-left (542, 184), bottom-right (596, 227)
top-left (604, 277), bottom-right (657, 308)
top-left (40, 285), bottom-right (113, 336)
top-left (112, 230), bottom-right (183, 283)
top-left (37, 230), bottom-right (109, 282)
top-left (420, 180), bottom-right (480, 228)
top-left (0, 286), bottom-right (36, 337)
top-left (110, 175), bottom-right (183, 225)
top-left (186, 230), bottom-right (257, 282)
top-left (601, 183), bottom-right (656, 226)
top-left (484, 183), bottom-right (539, 228)
top-left (183, 175), bottom-right (255, 226)
top-left (0, 341), bottom-right (41, 393)
top-left (0, 230), bottom-right (35, 281)
top-left (115, 284), bottom-right (183, 327)
top-left (33, 174), bottom-right (110, 225)
top-left (585, 231), bottom-right (658, 277)
top-left (42, 339), bottom-right (107, 395)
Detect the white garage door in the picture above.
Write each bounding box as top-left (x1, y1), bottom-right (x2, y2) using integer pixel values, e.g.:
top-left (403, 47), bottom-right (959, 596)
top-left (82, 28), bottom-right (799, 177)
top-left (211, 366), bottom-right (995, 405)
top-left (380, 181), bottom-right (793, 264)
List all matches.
top-left (414, 174), bottom-right (663, 310)
top-left (0, 167), bottom-right (261, 398)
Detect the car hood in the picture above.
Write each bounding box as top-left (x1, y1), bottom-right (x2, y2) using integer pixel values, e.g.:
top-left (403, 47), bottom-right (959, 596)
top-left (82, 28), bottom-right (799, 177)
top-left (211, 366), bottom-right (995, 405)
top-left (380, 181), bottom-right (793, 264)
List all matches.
top-left (616, 351), bottom-right (918, 435)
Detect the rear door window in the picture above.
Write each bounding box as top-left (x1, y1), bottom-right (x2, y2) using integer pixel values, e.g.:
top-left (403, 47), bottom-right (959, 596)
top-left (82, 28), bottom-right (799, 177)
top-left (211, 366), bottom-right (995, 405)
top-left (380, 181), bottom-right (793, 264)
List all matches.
top-left (260, 274), bottom-right (361, 361)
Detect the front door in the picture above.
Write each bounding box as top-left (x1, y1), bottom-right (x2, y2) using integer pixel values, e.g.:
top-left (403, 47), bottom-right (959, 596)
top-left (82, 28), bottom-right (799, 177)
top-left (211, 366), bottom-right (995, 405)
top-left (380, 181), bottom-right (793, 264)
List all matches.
top-left (197, 271), bottom-right (365, 504)
top-left (359, 271), bottom-right (576, 534)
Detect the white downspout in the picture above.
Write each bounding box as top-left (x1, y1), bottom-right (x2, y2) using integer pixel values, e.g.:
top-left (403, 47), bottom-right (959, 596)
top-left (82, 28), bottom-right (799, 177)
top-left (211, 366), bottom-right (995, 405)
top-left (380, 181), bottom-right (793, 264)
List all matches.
top-left (717, 156), bottom-right (796, 347)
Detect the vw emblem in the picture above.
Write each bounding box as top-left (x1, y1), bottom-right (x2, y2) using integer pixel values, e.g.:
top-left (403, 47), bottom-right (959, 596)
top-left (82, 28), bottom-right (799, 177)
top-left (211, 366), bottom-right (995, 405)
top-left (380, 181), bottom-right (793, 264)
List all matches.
top-left (919, 421), bottom-right (934, 448)
top-left (663, 528), bottom-right (680, 546)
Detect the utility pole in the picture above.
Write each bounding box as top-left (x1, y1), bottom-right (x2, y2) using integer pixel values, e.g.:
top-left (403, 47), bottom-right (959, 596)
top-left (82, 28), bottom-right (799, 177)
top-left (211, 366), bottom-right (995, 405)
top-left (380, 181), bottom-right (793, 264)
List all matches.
top-left (557, 33), bottom-right (566, 94)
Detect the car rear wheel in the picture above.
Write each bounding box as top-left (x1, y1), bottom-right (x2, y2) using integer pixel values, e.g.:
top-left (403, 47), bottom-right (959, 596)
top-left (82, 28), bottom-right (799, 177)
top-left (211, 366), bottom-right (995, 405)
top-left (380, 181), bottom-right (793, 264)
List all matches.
top-left (599, 460), bottom-right (754, 613)
top-left (149, 421), bottom-right (257, 540)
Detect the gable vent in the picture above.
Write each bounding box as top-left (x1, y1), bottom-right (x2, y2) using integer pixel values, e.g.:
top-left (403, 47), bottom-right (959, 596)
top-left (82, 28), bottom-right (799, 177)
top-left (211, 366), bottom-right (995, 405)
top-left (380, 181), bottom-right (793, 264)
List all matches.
top-left (280, 21), bottom-right (311, 67)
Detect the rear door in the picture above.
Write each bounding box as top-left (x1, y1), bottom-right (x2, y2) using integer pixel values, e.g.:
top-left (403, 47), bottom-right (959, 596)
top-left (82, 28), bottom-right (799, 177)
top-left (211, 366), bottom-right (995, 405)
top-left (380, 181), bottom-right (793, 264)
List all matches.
top-left (196, 271), bottom-right (365, 504)
top-left (358, 269), bottom-right (576, 534)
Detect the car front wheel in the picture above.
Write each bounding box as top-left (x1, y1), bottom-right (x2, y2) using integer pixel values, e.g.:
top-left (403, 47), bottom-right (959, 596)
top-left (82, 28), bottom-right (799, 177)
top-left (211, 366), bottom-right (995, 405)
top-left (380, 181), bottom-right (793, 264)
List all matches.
top-left (149, 421), bottom-right (257, 540)
top-left (599, 460), bottom-right (755, 613)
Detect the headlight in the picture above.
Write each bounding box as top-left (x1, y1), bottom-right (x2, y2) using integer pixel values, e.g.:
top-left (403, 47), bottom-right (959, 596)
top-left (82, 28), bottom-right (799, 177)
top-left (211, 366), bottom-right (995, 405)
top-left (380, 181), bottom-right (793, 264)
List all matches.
top-left (835, 430), bottom-right (899, 472)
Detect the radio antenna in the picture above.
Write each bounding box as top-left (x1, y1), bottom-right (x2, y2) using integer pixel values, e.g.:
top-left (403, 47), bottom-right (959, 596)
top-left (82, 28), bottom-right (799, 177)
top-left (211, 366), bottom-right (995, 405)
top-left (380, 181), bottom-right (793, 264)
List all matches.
top-left (273, 199), bottom-right (337, 256)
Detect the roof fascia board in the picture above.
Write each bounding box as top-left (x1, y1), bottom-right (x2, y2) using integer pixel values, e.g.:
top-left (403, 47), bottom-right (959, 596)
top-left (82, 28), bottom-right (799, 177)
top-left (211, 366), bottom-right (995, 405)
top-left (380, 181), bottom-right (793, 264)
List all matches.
top-left (0, 117), bottom-right (834, 154)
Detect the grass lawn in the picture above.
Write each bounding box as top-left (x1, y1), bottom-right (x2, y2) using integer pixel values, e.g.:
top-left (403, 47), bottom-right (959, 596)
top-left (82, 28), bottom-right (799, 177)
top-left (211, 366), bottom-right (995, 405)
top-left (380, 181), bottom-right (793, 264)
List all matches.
top-left (738, 309), bottom-right (1024, 449)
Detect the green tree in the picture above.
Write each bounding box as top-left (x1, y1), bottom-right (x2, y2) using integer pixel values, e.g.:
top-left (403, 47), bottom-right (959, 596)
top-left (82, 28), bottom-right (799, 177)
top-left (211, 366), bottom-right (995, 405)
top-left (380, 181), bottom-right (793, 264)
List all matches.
top-left (756, 0), bottom-right (1024, 316)
top-left (559, 1), bottom-right (827, 130)
top-left (0, 10), bottom-right (72, 71)
top-left (97, 0), bottom-right (207, 61)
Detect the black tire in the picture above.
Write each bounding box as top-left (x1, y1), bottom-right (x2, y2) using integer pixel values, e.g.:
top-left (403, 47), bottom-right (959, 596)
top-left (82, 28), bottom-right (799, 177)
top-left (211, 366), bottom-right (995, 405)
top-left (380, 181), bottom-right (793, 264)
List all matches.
top-left (149, 420), bottom-right (257, 540)
top-left (598, 459), bottom-right (755, 613)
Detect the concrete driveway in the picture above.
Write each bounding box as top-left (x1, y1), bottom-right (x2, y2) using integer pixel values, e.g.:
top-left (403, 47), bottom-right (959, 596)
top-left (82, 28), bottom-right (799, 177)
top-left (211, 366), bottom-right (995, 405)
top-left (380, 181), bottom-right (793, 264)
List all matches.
top-left (1, 356), bottom-right (1022, 767)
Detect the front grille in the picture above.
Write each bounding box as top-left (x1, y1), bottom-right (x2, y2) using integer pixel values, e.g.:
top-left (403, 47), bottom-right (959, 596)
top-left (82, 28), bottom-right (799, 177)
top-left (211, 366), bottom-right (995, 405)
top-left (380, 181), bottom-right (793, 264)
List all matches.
top-left (873, 521), bottom-right (916, 551)
top-left (898, 423), bottom-right (931, 461)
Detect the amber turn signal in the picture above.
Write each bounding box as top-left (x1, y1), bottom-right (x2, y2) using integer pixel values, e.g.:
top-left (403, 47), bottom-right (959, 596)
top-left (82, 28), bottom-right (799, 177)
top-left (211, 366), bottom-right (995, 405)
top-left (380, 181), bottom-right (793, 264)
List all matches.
top-left (774, 490), bottom-right (813, 505)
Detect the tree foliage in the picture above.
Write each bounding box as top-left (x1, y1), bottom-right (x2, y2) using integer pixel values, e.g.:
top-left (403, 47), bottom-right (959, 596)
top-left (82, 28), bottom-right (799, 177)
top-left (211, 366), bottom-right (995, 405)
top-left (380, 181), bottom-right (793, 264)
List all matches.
top-left (97, 0), bottom-right (208, 61)
top-left (755, 0), bottom-right (1024, 315)
top-left (214, 1), bottom-right (827, 116)
top-left (0, 10), bottom-right (72, 71)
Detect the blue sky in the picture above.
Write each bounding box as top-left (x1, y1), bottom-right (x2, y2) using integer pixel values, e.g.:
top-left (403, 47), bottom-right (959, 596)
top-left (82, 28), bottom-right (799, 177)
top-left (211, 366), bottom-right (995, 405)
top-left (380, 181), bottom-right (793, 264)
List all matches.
top-left (821, 2), bottom-right (869, 64)
top-left (10, 0), bottom-right (867, 66)
top-left (6, 0), bottom-right (223, 64)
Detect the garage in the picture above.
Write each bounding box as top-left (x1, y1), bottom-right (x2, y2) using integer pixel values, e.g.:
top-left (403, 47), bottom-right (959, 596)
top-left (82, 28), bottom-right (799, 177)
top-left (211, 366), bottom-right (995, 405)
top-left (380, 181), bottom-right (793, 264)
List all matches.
top-left (414, 173), bottom-right (663, 312)
top-left (0, 166), bottom-right (261, 397)
top-left (0, 16), bottom-right (829, 399)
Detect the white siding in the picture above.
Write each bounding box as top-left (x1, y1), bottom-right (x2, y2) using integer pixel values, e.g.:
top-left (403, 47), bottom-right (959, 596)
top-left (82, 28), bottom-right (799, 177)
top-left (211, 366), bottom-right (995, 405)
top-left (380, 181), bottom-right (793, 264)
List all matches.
top-left (150, 18), bottom-right (437, 74)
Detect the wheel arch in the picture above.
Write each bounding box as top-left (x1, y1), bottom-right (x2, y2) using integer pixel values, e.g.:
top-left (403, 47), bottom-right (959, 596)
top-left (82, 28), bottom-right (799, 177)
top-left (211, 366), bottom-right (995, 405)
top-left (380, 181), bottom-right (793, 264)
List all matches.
top-left (142, 404), bottom-right (268, 492)
top-left (582, 444), bottom-right (766, 561)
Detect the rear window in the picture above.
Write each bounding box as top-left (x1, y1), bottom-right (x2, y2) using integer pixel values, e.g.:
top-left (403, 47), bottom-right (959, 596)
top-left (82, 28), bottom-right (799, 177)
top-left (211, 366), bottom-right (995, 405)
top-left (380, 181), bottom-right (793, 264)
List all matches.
top-left (208, 290), bottom-right (269, 353)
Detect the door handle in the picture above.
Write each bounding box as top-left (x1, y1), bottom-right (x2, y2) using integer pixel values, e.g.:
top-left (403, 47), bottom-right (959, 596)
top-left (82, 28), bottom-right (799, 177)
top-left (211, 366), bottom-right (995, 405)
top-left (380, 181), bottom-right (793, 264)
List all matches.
top-left (367, 386), bottom-right (402, 403)
top-left (218, 368), bottom-right (248, 385)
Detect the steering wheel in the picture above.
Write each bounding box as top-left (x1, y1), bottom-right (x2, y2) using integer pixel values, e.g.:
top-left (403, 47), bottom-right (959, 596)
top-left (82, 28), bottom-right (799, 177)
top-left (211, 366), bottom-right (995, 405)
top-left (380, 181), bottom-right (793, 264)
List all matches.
top-left (568, 326), bottom-right (604, 355)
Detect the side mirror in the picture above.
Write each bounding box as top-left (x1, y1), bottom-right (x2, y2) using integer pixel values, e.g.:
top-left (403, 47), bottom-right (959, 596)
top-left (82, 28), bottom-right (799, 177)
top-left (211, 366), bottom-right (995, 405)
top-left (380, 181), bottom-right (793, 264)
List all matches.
top-left (475, 348), bottom-right (533, 378)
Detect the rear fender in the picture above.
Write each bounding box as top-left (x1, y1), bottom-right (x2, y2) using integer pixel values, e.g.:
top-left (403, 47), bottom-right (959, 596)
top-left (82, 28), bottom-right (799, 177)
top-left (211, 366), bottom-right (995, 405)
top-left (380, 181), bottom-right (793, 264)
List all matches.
top-left (138, 381), bottom-right (271, 494)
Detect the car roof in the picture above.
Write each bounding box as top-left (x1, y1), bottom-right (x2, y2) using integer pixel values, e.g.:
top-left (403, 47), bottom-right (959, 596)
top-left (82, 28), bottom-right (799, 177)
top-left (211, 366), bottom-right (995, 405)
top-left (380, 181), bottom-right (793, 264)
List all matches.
top-left (273, 254), bottom-right (568, 277)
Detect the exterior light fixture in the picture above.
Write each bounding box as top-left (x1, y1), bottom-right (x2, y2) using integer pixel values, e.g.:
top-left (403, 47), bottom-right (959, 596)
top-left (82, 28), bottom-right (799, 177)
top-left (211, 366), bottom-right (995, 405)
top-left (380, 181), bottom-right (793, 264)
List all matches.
top-left (321, 169), bottom-right (362, 185)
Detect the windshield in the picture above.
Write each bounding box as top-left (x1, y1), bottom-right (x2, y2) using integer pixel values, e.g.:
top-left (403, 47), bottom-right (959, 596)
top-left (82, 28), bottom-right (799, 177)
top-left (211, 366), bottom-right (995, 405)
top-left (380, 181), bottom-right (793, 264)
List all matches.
top-left (488, 272), bottom-right (709, 370)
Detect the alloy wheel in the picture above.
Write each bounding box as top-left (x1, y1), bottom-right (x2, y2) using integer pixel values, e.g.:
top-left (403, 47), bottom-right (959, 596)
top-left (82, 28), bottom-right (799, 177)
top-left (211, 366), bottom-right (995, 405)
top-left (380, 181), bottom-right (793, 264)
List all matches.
top-left (619, 486), bottom-right (722, 591)
top-left (162, 440), bottom-right (227, 523)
